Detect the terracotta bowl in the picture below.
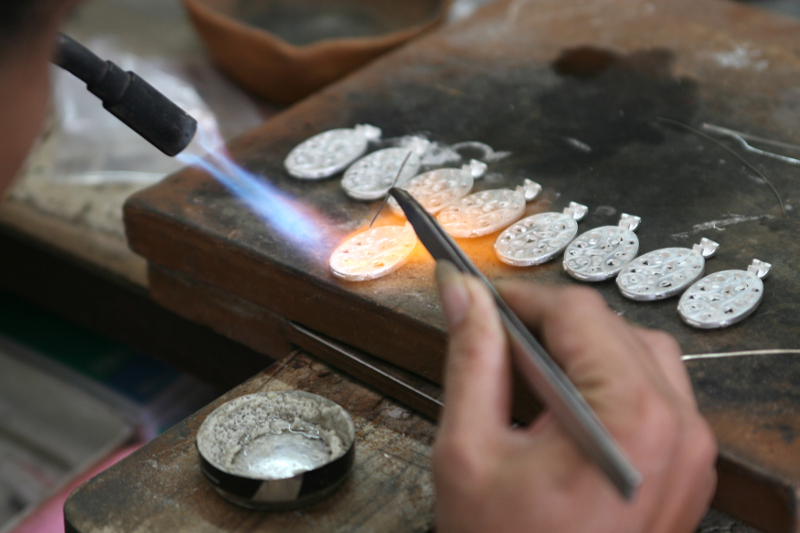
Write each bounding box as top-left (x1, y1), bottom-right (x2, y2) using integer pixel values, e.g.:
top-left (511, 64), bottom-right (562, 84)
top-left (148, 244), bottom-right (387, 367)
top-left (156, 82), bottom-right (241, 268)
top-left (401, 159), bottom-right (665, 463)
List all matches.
top-left (183, 0), bottom-right (450, 104)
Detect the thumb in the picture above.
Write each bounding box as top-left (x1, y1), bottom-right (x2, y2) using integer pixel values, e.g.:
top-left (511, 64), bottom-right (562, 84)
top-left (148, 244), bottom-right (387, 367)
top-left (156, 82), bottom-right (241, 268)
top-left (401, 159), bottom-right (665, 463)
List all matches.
top-left (436, 261), bottom-right (512, 439)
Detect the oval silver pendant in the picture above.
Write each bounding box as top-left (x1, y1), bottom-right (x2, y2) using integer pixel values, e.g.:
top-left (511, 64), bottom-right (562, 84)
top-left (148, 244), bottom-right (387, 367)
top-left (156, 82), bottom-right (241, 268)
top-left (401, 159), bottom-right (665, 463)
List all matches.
top-left (329, 225), bottom-right (417, 281)
top-left (563, 214), bottom-right (641, 282)
top-left (494, 202), bottom-right (588, 266)
top-left (285, 124), bottom-right (381, 179)
top-left (388, 160), bottom-right (487, 216)
top-left (617, 238), bottom-right (720, 301)
top-left (678, 259), bottom-right (771, 329)
top-left (436, 180), bottom-right (541, 238)
top-left (341, 147), bottom-right (422, 200)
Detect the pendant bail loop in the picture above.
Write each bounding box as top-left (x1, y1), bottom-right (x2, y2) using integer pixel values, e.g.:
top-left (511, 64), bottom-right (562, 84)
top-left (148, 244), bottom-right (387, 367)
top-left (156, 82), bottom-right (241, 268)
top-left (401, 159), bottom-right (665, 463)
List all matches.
top-left (692, 238), bottom-right (720, 258)
top-left (619, 213), bottom-right (641, 232)
top-left (465, 159), bottom-right (487, 179)
top-left (564, 202), bottom-right (588, 221)
top-left (747, 259), bottom-right (772, 279)
top-left (522, 179), bottom-right (542, 201)
top-left (355, 124), bottom-right (382, 141)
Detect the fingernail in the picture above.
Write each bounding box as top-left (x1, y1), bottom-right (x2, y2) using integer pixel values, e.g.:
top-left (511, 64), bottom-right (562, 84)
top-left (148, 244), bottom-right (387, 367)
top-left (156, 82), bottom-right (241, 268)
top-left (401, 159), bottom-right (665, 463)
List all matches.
top-left (436, 260), bottom-right (470, 329)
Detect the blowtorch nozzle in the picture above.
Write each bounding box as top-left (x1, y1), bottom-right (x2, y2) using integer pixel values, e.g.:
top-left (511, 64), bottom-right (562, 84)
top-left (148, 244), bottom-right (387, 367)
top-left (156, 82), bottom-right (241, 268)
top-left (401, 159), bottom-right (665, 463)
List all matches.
top-left (52, 33), bottom-right (198, 157)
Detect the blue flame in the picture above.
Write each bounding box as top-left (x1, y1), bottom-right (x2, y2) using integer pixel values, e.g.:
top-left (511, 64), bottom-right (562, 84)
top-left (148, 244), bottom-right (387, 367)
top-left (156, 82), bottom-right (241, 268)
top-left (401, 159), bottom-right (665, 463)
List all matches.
top-left (178, 123), bottom-right (325, 249)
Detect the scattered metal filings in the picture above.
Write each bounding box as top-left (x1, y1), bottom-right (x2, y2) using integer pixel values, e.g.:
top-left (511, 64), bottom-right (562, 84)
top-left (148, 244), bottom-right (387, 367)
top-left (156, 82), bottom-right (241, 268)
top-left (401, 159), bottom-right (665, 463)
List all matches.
top-left (330, 224), bottom-right (417, 281)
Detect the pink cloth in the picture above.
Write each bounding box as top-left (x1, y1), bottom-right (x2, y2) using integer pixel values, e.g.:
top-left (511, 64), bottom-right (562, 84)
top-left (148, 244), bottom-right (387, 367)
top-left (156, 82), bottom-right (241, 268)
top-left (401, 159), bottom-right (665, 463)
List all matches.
top-left (12, 444), bottom-right (142, 533)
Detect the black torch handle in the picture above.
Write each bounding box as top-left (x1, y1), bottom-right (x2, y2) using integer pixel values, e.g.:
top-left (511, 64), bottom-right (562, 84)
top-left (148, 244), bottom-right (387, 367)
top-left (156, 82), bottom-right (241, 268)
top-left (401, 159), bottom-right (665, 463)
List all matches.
top-left (53, 33), bottom-right (197, 157)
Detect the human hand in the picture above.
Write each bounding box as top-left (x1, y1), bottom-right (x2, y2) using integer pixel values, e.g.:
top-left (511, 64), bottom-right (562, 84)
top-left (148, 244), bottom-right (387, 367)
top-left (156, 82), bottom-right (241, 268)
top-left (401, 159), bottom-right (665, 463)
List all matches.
top-left (432, 261), bottom-right (717, 533)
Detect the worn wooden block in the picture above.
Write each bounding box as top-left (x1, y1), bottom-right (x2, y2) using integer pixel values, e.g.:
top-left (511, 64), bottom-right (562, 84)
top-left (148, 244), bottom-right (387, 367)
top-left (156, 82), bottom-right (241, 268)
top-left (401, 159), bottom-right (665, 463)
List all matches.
top-left (64, 352), bottom-right (436, 533)
top-left (148, 264), bottom-right (294, 362)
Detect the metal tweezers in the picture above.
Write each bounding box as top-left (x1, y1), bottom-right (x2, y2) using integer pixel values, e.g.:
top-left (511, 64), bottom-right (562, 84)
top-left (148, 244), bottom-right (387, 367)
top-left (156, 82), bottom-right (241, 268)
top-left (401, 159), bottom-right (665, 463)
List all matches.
top-left (389, 187), bottom-right (642, 500)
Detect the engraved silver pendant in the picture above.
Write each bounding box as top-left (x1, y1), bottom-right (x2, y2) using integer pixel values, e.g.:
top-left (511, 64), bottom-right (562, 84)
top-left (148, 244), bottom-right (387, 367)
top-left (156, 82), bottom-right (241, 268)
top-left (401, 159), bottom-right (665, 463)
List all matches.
top-left (341, 137), bottom-right (429, 200)
top-left (388, 159), bottom-right (487, 216)
top-left (329, 224), bottom-right (417, 281)
top-left (494, 202), bottom-right (588, 266)
top-left (285, 124), bottom-right (382, 179)
top-left (678, 259), bottom-right (771, 329)
top-left (341, 148), bottom-right (420, 200)
top-left (436, 180), bottom-right (542, 238)
top-left (616, 238), bottom-right (720, 301)
top-left (563, 214), bottom-right (641, 282)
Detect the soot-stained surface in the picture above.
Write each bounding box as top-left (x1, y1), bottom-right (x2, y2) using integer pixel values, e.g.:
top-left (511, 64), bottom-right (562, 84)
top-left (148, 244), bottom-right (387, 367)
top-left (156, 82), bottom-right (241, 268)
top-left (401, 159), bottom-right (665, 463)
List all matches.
top-left (134, 32), bottom-right (800, 360)
top-left (343, 46), bottom-right (700, 179)
top-left (346, 47), bottom-right (698, 168)
top-left (690, 352), bottom-right (800, 410)
top-left (539, 47), bottom-right (698, 172)
top-left (319, 44), bottom-right (797, 356)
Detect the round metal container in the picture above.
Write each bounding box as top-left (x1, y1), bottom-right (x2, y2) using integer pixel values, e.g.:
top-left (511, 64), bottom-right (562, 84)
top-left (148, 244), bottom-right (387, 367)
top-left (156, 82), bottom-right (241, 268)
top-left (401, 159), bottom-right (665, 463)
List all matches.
top-left (196, 391), bottom-right (355, 510)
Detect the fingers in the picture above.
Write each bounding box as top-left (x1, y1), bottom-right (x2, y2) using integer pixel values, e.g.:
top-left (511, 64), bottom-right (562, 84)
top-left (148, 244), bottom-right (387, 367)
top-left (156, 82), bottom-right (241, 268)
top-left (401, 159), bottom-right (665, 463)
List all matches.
top-left (433, 277), bottom-right (718, 533)
top-left (498, 280), bottom-right (717, 525)
top-left (632, 327), bottom-right (696, 405)
top-left (629, 331), bottom-right (717, 532)
top-left (496, 281), bottom-right (658, 416)
top-left (648, 418), bottom-right (717, 533)
top-left (436, 261), bottom-right (512, 440)
top-left (497, 281), bottom-right (696, 411)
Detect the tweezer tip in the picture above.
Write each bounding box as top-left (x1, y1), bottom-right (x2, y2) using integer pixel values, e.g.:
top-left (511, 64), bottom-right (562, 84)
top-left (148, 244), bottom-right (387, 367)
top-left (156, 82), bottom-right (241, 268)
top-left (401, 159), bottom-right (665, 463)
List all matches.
top-left (369, 195), bottom-right (390, 228)
top-left (618, 469), bottom-right (643, 501)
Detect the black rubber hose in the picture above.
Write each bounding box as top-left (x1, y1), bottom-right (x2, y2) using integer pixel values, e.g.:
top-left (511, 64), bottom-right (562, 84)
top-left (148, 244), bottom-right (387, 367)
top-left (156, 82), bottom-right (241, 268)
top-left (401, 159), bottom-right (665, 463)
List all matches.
top-left (53, 33), bottom-right (197, 157)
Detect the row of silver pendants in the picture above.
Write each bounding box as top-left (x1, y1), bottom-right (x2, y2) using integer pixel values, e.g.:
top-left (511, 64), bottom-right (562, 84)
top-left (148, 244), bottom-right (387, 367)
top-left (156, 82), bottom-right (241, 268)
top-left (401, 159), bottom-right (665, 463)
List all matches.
top-left (284, 125), bottom-right (547, 236)
top-left (284, 125), bottom-right (771, 330)
top-left (496, 204), bottom-right (771, 330)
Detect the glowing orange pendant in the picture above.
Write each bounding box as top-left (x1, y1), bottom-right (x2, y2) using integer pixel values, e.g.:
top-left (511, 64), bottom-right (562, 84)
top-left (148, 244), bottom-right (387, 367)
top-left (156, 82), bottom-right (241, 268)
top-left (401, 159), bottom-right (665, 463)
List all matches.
top-left (329, 225), bottom-right (417, 281)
